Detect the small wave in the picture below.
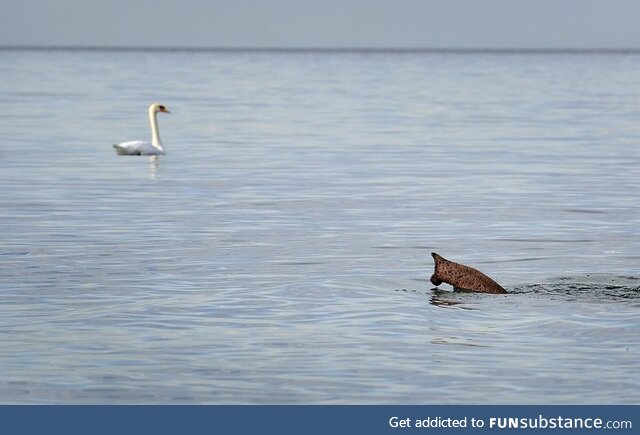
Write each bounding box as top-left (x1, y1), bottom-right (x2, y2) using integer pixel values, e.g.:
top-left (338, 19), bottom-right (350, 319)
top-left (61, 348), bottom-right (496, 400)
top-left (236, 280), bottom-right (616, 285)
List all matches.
top-left (495, 237), bottom-right (595, 243)
top-left (562, 208), bottom-right (608, 214)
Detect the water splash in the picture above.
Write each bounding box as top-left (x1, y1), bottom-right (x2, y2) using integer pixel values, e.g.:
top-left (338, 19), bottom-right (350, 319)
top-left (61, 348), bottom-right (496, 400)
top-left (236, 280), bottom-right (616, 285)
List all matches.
top-left (511, 275), bottom-right (640, 302)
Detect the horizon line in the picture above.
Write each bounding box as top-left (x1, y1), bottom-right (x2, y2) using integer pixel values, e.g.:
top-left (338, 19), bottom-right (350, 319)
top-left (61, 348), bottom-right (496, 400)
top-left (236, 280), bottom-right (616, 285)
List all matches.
top-left (2, 45), bottom-right (640, 54)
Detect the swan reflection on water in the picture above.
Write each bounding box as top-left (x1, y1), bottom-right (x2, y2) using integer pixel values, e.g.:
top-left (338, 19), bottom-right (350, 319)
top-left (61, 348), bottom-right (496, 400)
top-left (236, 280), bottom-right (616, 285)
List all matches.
top-left (149, 155), bottom-right (159, 179)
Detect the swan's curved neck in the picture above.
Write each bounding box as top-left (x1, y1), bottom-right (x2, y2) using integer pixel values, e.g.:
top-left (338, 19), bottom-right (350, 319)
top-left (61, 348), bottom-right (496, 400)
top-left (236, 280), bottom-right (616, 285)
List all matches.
top-left (148, 107), bottom-right (164, 151)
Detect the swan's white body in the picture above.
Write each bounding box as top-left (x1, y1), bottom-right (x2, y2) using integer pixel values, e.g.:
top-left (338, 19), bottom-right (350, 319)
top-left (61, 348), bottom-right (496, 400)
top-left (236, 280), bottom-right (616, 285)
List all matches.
top-left (113, 103), bottom-right (170, 155)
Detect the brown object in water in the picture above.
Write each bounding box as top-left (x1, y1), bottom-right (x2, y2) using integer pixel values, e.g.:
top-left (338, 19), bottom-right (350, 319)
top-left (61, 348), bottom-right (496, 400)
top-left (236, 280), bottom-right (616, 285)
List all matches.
top-left (430, 252), bottom-right (508, 294)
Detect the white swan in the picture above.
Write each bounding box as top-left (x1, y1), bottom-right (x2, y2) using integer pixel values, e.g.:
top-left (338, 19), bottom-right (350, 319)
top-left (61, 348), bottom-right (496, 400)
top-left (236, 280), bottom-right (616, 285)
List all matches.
top-left (113, 103), bottom-right (170, 155)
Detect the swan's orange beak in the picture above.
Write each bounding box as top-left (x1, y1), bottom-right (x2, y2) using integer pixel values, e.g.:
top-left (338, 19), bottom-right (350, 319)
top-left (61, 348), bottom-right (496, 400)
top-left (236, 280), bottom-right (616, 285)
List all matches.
top-left (160, 107), bottom-right (171, 114)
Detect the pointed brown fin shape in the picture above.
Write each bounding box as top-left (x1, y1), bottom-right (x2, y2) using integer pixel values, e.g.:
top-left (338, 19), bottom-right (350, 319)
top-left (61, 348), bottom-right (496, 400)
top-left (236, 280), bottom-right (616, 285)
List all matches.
top-left (430, 252), bottom-right (508, 294)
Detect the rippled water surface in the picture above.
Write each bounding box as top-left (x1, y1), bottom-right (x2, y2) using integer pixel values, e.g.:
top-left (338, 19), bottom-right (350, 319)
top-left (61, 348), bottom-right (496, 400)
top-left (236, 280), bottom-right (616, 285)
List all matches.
top-left (0, 49), bottom-right (638, 404)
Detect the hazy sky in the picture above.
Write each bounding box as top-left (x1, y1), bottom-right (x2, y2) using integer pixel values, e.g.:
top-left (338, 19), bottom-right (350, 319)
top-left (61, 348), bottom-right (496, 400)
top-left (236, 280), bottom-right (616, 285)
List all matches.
top-left (2, 0), bottom-right (640, 49)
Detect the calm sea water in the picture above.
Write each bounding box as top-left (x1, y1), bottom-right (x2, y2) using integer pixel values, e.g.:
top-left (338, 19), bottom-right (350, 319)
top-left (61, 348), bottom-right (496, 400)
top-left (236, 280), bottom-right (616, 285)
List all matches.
top-left (0, 48), bottom-right (638, 404)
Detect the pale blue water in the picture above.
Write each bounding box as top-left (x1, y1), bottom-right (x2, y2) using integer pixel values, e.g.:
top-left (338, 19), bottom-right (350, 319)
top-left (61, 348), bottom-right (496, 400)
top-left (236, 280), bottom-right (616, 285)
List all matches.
top-left (0, 48), bottom-right (638, 404)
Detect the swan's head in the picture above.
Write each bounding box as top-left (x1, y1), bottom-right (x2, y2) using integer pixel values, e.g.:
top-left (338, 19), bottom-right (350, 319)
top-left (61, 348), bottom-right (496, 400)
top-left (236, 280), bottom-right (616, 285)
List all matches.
top-left (149, 103), bottom-right (170, 114)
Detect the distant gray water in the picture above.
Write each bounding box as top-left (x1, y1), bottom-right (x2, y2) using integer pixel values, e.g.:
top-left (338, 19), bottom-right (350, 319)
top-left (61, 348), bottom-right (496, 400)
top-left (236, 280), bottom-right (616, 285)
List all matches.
top-left (0, 48), bottom-right (638, 404)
